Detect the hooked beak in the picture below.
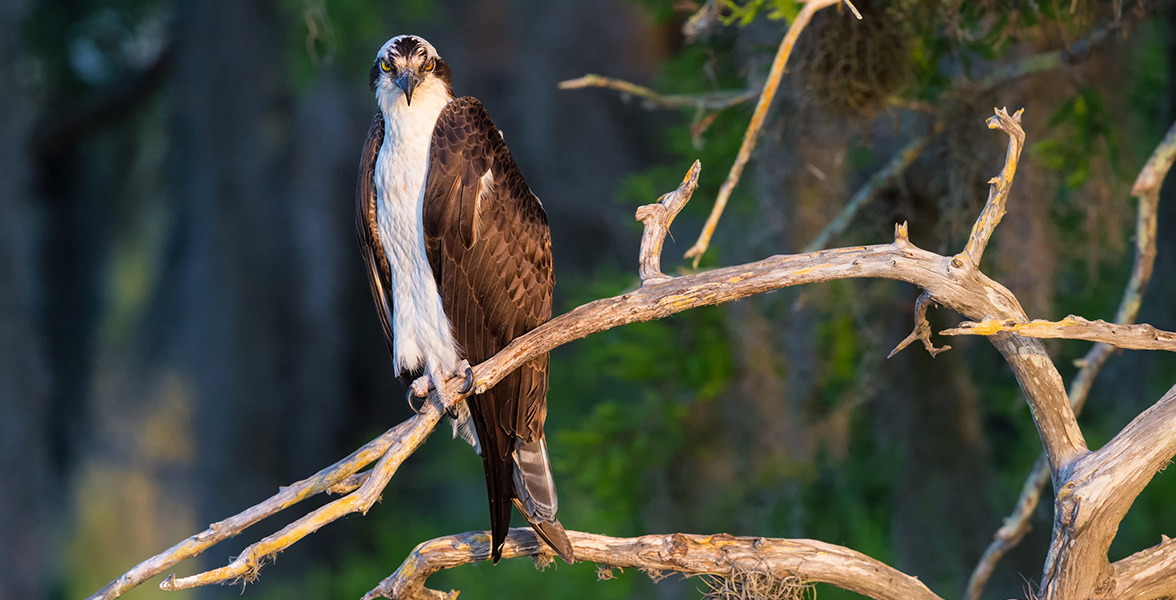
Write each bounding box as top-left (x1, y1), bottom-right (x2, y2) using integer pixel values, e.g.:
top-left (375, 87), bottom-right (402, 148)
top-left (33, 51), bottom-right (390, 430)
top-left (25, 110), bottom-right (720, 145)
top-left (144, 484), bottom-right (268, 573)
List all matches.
top-left (395, 71), bottom-right (421, 105)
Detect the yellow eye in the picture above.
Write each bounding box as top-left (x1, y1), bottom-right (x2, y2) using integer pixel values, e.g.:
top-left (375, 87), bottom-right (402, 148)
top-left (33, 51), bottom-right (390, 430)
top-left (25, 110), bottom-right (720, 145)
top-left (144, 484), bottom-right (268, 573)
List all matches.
top-left (379, 60), bottom-right (391, 73)
top-left (424, 59), bottom-right (435, 72)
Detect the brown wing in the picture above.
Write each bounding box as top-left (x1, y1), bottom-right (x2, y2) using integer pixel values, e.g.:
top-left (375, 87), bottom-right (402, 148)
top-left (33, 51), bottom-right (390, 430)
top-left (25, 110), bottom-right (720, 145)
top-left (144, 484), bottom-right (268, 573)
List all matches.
top-left (355, 112), bottom-right (398, 362)
top-left (422, 97), bottom-right (558, 561)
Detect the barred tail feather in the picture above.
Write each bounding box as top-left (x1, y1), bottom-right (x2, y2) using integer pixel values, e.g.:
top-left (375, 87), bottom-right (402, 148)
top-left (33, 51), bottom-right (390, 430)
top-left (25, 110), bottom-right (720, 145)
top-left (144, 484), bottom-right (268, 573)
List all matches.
top-left (512, 438), bottom-right (574, 562)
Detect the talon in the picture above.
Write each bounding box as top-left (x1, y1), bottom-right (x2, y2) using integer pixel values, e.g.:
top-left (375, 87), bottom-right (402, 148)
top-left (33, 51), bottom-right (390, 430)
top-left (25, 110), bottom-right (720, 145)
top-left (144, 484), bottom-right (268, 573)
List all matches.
top-left (405, 387), bottom-right (428, 414)
top-left (458, 364), bottom-right (475, 395)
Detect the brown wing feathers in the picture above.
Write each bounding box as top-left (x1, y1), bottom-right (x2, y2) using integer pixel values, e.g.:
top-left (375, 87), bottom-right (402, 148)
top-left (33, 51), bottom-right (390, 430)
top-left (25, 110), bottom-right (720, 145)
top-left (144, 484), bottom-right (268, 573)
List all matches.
top-left (423, 98), bottom-right (565, 562)
top-left (355, 112), bottom-right (397, 360)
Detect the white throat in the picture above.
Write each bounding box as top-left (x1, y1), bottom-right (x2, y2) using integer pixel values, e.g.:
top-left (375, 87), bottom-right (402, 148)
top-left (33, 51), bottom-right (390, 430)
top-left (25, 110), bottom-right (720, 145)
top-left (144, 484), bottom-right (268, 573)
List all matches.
top-left (374, 78), bottom-right (458, 377)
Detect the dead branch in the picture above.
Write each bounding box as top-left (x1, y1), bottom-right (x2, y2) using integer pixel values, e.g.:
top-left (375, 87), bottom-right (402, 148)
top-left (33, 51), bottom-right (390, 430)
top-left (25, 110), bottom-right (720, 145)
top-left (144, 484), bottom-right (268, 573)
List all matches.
top-left (1112, 535), bottom-right (1176, 600)
top-left (964, 118), bottom-right (1176, 600)
top-left (888, 289), bottom-right (950, 358)
top-left (963, 107), bottom-right (1024, 266)
top-left (940, 316), bottom-right (1176, 352)
top-left (365, 529), bottom-right (941, 600)
top-left (637, 160), bottom-right (701, 284)
top-left (683, 0), bottom-right (850, 267)
top-left (557, 75), bottom-right (759, 113)
top-left (1041, 383), bottom-right (1176, 599)
top-left (159, 389), bottom-right (452, 591)
top-left (85, 420), bottom-right (413, 600)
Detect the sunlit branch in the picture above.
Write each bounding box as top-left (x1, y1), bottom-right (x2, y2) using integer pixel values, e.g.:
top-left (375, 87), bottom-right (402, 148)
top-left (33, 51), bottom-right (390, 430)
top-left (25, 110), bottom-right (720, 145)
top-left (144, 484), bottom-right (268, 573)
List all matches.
top-left (940, 316), bottom-right (1176, 352)
top-left (962, 107), bottom-right (1024, 266)
top-left (365, 529), bottom-right (940, 600)
top-left (557, 74), bottom-right (759, 112)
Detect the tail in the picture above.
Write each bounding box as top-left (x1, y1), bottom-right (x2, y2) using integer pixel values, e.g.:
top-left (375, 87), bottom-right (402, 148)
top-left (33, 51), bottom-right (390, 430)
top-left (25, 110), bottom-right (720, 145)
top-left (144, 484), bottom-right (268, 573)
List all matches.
top-left (511, 437), bottom-right (574, 563)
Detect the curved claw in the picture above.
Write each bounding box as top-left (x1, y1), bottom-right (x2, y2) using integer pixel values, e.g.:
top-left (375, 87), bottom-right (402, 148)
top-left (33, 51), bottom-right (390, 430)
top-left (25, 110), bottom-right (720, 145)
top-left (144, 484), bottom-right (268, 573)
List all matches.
top-left (405, 387), bottom-right (428, 414)
top-left (458, 365), bottom-right (475, 395)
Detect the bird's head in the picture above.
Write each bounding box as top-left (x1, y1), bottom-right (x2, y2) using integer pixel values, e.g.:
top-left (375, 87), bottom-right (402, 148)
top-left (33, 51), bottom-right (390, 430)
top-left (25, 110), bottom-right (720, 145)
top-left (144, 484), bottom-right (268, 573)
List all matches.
top-left (370, 35), bottom-right (452, 108)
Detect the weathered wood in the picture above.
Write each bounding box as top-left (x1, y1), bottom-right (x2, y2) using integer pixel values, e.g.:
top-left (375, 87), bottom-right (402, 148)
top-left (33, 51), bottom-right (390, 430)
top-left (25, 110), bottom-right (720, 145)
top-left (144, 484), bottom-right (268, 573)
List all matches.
top-left (941, 316), bottom-right (1176, 352)
top-left (365, 529), bottom-right (943, 600)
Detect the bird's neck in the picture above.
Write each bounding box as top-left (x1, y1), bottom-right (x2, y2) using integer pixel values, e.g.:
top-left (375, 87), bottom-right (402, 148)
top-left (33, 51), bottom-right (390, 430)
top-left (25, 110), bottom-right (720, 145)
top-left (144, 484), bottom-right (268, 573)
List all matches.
top-left (378, 82), bottom-right (453, 151)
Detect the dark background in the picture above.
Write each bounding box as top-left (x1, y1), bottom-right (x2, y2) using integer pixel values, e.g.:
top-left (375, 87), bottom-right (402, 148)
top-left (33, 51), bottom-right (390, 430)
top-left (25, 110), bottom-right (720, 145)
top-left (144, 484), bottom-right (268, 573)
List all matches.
top-left (2, 1), bottom-right (1175, 599)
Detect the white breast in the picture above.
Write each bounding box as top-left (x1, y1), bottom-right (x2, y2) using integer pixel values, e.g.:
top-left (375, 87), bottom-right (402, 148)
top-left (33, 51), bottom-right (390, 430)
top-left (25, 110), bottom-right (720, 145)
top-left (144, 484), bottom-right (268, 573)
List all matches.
top-left (374, 80), bottom-right (459, 377)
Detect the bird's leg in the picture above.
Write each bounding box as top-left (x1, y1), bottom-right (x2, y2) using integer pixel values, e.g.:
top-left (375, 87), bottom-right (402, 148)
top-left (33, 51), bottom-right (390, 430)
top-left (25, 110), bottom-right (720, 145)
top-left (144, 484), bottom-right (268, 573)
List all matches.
top-left (440, 360), bottom-right (474, 419)
top-left (405, 375), bottom-right (433, 414)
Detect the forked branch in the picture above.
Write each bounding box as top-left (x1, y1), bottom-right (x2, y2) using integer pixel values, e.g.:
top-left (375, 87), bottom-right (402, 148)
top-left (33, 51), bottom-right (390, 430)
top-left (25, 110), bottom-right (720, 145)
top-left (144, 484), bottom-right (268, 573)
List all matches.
top-left (964, 118), bottom-right (1176, 600)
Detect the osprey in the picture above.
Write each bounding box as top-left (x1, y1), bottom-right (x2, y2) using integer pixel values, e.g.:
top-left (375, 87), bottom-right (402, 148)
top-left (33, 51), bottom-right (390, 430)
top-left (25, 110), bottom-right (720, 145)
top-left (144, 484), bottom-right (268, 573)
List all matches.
top-left (355, 34), bottom-right (573, 563)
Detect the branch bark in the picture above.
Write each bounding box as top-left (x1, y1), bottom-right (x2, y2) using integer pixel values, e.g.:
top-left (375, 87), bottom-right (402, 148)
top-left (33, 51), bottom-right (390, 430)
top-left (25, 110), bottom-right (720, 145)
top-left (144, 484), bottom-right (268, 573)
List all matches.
top-left (940, 316), bottom-right (1176, 352)
top-left (85, 420), bottom-right (412, 600)
top-left (1111, 535), bottom-right (1176, 600)
top-left (365, 529), bottom-right (942, 600)
top-left (1041, 384), bottom-right (1176, 599)
top-left (636, 160), bottom-right (700, 284)
top-left (963, 107), bottom-right (1025, 266)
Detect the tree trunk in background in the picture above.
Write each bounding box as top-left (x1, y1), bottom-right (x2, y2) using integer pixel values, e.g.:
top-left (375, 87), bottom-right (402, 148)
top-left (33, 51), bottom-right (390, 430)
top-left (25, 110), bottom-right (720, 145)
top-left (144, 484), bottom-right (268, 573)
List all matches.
top-left (164, 0), bottom-right (301, 520)
top-left (0, 1), bottom-right (55, 599)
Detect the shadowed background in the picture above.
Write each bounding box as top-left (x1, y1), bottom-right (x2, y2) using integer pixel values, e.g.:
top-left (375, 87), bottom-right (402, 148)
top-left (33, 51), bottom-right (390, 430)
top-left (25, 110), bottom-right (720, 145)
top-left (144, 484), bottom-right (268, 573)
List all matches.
top-left (2, 1), bottom-right (1175, 599)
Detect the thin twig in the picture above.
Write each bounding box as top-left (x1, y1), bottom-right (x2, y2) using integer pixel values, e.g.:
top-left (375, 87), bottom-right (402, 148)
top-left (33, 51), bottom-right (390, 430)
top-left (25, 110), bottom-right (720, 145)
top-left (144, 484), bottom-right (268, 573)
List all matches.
top-left (683, 0), bottom-right (848, 267)
top-left (962, 107), bottom-right (1025, 266)
top-left (941, 316), bottom-right (1176, 352)
top-left (888, 289), bottom-right (951, 358)
top-left (558, 74), bottom-right (759, 112)
top-left (963, 118), bottom-right (1176, 600)
top-left (365, 529), bottom-right (941, 600)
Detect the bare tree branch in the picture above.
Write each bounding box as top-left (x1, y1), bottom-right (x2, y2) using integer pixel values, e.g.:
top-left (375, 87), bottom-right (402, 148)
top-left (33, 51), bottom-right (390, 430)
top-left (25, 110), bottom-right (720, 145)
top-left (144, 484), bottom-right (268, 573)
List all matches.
top-left (637, 160), bottom-right (701, 284)
top-left (963, 107), bottom-right (1025, 266)
top-left (557, 74), bottom-right (759, 112)
top-left (85, 420), bottom-right (412, 600)
top-left (888, 289), bottom-right (950, 358)
top-left (964, 117), bottom-right (1176, 600)
top-left (365, 529), bottom-right (941, 600)
top-left (158, 393), bottom-right (453, 591)
top-left (1041, 384), bottom-right (1176, 599)
top-left (1112, 535), bottom-right (1176, 600)
top-left (940, 316), bottom-right (1176, 352)
top-left (683, 0), bottom-right (850, 267)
